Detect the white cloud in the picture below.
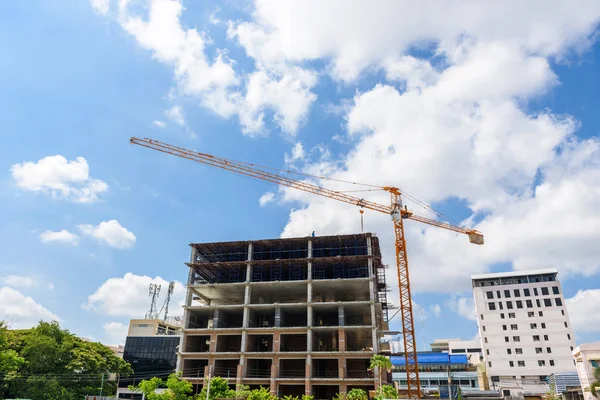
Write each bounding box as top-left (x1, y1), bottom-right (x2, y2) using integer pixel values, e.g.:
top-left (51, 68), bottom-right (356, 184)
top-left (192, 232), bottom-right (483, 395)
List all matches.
top-left (153, 120), bottom-right (166, 128)
top-left (90, 0), bottom-right (109, 15)
top-left (0, 287), bottom-right (60, 329)
top-left (103, 321), bottom-right (129, 345)
top-left (39, 229), bottom-right (79, 245)
top-left (284, 142), bottom-right (305, 165)
top-left (447, 296), bottom-right (476, 321)
top-left (83, 272), bottom-right (185, 318)
top-left (430, 304), bottom-right (442, 318)
top-left (165, 105), bottom-right (185, 126)
top-left (566, 289), bottom-right (600, 334)
top-left (231, 0), bottom-right (600, 82)
top-left (0, 276), bottom-right (37, 289)
top-left (78, 220), bottom-right (136, 249)
top-left (10, 155), bottom-right (108, 203)
top-left (259, 191), bottom-right (275, 206)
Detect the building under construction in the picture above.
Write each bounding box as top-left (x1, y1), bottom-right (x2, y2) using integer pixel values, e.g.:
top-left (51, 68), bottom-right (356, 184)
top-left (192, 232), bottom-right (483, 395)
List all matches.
top-left (176, 233), bottom-right (391, 398)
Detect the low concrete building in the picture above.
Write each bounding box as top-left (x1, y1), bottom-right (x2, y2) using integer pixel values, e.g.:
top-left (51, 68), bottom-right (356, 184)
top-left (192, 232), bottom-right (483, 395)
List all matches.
top-left (573, 342), bottom-right (600, 400)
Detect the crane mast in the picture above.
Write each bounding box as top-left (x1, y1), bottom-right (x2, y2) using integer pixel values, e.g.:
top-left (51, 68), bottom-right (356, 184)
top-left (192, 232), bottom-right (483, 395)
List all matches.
top-left (130, 137), bottom-right (483, 399)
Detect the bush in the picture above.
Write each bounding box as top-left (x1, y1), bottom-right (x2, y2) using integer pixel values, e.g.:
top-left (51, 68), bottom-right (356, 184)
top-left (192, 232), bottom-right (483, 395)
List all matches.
top-left (347, 388), bottom-right (368, 400)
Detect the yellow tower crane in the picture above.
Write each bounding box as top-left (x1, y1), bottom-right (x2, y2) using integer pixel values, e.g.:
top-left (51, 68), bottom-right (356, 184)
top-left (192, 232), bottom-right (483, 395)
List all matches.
top-left (130, 137), bottom-right (484, 399)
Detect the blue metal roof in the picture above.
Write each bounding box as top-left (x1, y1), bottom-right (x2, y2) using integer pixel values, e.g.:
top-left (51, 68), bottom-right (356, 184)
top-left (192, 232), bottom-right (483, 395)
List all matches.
top-left (391, 353), bottom-right (468, 366)
top-left (548, 372), bottom-right (581, 394)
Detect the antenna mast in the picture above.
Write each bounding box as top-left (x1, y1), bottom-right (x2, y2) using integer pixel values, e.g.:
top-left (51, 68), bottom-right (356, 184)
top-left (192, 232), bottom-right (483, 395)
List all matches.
top-left (146, 283), bottom-right (161, 319)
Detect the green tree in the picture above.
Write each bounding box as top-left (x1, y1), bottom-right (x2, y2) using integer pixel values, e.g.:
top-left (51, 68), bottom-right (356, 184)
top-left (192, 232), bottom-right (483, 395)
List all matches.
top-left (199, 376), bottom-right (237, 400)
top-left (0, 320), bottom-right (132, 400)
top-left (370, 354), bottom-right (393, 399)
top-left (246, 386), bottom-right (277, 400)
top-left (591, 366), bottom-right (600, 397)
top-left (347, 388), bottom-right (368, 400)
top-left (379, 384), bottom-right (399, 399)
top-left (131, 373), bottom-right (193, 400)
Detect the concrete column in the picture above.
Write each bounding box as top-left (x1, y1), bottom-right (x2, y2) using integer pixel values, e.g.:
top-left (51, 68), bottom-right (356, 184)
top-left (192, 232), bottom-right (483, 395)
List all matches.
top-left (270, 359), bottom-right (278, 395)
top-left (372, 328), bottom-right (378, 353)
top-left (338, 329), bottom-right (346, 352)
top-left (241, 331), bottom-right (247, 352)
top-left (209, 333), bottom-right (218, 353)
top-left (308, 239), bottom-right (312, 258)
top-left (366, 235), bottom-right (372, 256)
top-left (307, 262), bottom-right (312, 282)
top-left (307, 328), bottom-right (312, 351)
top-left (275, 306), bottom-right (282, 328)
top-left (273, 331), bottom-right (280, 352)
top-left (305, 354), bottom-right (312, 395)
top-left (338, 356), bottom-right (345, 379)
top-left (236, 363), bottom-right (243, 387)
top-left (338, 305), bottom-right (345, 326)
top-left (213, 309), bottom-right (220, 329)
top-left (307, 305), bottom-right (313, 328)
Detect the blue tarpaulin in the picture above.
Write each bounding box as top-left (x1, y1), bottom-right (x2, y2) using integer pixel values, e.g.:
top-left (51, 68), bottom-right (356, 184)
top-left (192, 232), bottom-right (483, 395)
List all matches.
top-left (391, 353), bottom-right (468, 366)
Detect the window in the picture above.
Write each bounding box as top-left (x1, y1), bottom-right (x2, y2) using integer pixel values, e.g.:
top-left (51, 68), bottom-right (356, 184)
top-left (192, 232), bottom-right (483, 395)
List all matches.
top-left (544, 299), bottom-right (552, 307)
top-left (534, 288), bottom-right (539, 296)
top-left (488, 302), bottom-right (496, 310)
top-left (513, 336), bottom-right (520, 342)
top-left (538, 360), bottom-right (546, 367)
top-left (507, 301), bottom-right (513, 309)
top-left (501, 313), bottom-right (505, 319)
top-left (517, 300), bottom-right (523, 309)
top-left (536, 299), bottom-right (542, 307)
top-left (488, 362), bottom-right (492, 367)
top-left (556, 298), bottom-right (563, 306)
top-left (515, 348), bottom-right (523, 354)
top-left (509, 313), bottom-right (516, 318)
top-left (571, 346), bottom-right (574, 351)
top-left (561, 310), bottom-right (565, 316)
top-left (542, 287), bottom-right (549, 295)
top-left (486, 349), bottom-right (490, 355)
top-left (528, 311), bottom-right (535, 317)
top-left (526, 300), bottom-right (533, 308)
top-left (507, 349), bottom-right (512, 355)
top-left (552, 286), bottom-right (559, 295)
top-left (535, 347), bottom-right (543, 354)
top-left (505, 336), bottom-right (510, 343)
top-left (550, 360), bottom-right (555, 366)
top-left (487, 291), bottom-right (494, 299)
top-left (531, 323), bottom-right (537, 329)
top-left (511, 324), bottom-right (518, 330)
top-left (509, 361), bottom-right (514, 367)
top-left (467, 348), bottom-right (481, 353)
top-left (499, 302), bottom-right (504, 310)
top-left (483, 326), bottom-right (487, 332)
top-left (514, 289), bottom-right (521, 297)
top-left (567, 334), bottom-right (571, 340)
top-left (541, 323), bottom-right (546, 329)
top-left (564, 322), bottom-right (568, 328)
top-left (503, 325), bottom-right (507, 331)
top-left (524, 288), bottom-right (531, 296)
top-left (497, 290), bottom-right (501, 298)
top-left (485, 337), bottom-right (488, 343)
top-left (504, 290), bottom-right (511, 298)
top-left (547, 347), bottom-right (552, 354)
top-left (518, 361), bottom-right (525, 367)
top-left (539, 311), bottom-right (544, 317)
top-left (544, 335), bottom-right (549, 341)
top-left (481, 314), bottom-right (484, 320)
top-left (533, 335), bottom-right (540, 341)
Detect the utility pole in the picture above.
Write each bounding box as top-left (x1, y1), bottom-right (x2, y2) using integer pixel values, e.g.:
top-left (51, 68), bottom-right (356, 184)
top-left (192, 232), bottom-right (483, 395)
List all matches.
top-left (447, 364), bottom-right (452, 400)
top-left (205, 365), bottom-right (213, 400)
top-left (100, 372), bottom-right (105, 397)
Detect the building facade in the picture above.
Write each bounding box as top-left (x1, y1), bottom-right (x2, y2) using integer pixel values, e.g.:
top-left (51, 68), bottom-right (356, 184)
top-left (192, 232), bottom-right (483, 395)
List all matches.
top-left (177, 233), bottom-right (390, 399)
top-left (573, 342), bottom-right (600, 400)
top-left (472, 269), bottom-right (576, 396)
top-left (117, 319), bottom-right (182, 399)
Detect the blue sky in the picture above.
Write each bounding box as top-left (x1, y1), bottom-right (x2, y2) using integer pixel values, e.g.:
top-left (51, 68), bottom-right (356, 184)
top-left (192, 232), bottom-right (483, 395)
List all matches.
top-left (1, 0), bottom-right (600, 347)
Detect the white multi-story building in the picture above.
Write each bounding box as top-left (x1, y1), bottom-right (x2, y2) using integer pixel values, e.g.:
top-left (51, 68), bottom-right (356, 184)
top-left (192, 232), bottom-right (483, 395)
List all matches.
top-left (573, 342), bottom-right (600, 400)
top-left (472, 268), bottom-right (576, 396)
